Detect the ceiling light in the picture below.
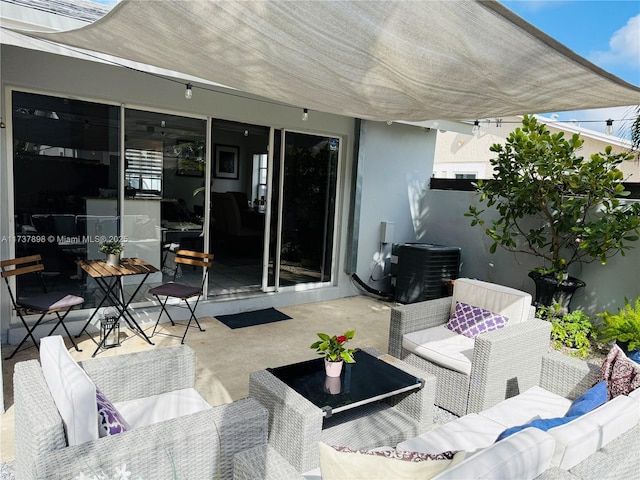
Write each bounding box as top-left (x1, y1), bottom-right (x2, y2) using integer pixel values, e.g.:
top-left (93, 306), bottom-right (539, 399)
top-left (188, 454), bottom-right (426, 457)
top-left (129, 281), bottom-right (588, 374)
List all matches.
top-left (185, 83), bottom-right (193, 100)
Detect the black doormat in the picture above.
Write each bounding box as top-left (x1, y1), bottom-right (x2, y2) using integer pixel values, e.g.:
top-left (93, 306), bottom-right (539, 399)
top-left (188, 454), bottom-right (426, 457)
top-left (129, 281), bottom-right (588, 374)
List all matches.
top-left (215, 307), bottom-right (292, 329)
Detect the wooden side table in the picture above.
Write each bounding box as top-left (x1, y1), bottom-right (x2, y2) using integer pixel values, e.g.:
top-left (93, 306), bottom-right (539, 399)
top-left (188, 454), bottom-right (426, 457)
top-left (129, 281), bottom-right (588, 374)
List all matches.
top-left (76, 257), bottom-right (159, 356)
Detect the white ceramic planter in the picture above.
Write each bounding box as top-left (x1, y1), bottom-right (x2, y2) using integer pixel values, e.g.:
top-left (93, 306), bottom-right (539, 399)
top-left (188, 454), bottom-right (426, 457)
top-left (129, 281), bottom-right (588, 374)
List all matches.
top-left (324, 358), bottom-right (343, 377)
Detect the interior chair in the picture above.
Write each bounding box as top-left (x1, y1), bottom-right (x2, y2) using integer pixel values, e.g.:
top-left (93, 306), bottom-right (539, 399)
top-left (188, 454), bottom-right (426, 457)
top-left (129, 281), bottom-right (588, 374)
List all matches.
top-left (227, 190), bottom-right (250, 210)
top-left (388, 277), bottom-right (552, 416)
top-left (149, 249), bottom-right (214, 344)
top-left (211, 191), bottom-right (229, 238)
top-left (227, 190), bottom-right (264, 229)
top-left (1, 254), bottom-right (84, 359)
top-left (219, 192), bottom-right (262, 240)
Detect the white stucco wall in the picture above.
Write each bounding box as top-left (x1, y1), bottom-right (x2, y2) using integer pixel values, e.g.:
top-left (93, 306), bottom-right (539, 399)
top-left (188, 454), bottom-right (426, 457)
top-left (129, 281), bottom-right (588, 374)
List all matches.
top-left (353, 121), bottom-right (438, 293)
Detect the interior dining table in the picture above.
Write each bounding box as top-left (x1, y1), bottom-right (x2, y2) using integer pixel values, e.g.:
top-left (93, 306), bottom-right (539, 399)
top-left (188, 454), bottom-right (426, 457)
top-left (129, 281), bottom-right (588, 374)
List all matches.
top-left (75, 257), bottom-right (159, 356)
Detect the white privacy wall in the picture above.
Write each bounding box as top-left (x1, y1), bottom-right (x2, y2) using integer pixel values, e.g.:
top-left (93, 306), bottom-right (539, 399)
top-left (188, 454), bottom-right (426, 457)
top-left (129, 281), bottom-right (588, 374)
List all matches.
top-left (423, 189), bottom-right (640, 315)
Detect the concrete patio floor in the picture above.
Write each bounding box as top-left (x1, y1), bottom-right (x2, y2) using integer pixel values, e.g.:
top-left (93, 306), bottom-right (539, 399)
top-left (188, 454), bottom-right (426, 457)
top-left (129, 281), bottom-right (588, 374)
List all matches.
top-left (0, 294), bottom-right (396, 463)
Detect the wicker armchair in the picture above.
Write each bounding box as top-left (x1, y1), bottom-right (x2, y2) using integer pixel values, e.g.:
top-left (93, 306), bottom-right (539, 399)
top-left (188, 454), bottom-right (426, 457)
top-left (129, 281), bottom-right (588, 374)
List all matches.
top-left (14, 345), bottom-right (268, 480)
top-left (388, 278), bottom-right (552, 416)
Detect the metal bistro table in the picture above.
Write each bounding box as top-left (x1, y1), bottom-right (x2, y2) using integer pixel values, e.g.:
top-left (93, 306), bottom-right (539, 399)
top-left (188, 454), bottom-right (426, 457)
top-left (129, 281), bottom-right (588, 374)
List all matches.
top-left (249, 347), bottom-right (436, 473)
top-left (76, 258), bottom-right (158, 356)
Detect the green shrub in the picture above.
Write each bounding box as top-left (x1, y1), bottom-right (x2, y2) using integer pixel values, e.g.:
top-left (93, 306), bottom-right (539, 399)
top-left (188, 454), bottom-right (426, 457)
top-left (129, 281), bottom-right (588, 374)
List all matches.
top-left (538, 303), bottom-right (595, 358)
top-left (597, 297), bottom-right (640, 352)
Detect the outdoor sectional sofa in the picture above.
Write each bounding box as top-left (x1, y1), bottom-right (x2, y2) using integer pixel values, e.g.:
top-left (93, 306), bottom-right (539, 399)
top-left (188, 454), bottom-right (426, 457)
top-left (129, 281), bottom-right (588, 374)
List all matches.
top-left (233, 351), bottom-right (640, 479)
top-left (13, 337), bottom-right (268, 479)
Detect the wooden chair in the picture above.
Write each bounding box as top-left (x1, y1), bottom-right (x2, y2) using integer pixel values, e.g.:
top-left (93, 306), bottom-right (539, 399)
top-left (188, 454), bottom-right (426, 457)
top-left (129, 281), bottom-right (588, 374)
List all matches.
top-left (149, 250), bottom-right (214, 344)
top-left (1, 254), bottom-right (83, 359)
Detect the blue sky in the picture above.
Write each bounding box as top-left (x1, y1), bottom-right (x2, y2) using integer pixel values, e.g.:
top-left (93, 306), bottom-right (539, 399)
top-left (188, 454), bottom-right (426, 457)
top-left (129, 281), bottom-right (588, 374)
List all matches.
top-left (91, 0), bottom-right (639, 134)
top-left (501, 0), bottom-right (640, 134)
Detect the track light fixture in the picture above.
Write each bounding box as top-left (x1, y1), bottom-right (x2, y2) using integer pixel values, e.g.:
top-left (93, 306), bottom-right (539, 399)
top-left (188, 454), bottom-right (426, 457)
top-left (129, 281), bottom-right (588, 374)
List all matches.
top-left (185, 83), bottom-right (193, 100)
top-left (302, 108), bottom-right (309, 121)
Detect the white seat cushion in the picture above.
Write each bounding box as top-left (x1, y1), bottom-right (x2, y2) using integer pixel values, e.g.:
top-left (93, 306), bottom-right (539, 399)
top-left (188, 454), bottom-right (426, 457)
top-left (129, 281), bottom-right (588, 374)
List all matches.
top-left (403, 325), bottom-right (474, 375)
top-left (452, 278), bottom-right (532, 325)
top-left (432, 428), bottom-right (556, 480)
top-left (628, 386), bottom-right (640, 405)
top-left (114, 387), bottom-right (211, 429)
top-left (302, 469), bottom-right (322, 480)
top-left (40, 335), bottom-right (99, 446)
top-left (397, 413), bottom-right (505, 455)
top-left (548, 394), bottom-right (639, 469)
top-left (479, 386), bottom-right (571, 427)
top-left (628, 386), bottom-right (640, 398)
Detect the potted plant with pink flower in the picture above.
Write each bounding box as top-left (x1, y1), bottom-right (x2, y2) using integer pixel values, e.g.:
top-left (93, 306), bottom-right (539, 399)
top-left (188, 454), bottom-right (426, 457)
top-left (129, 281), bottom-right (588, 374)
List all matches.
top-left (310, 330), bottom-right (356, 377)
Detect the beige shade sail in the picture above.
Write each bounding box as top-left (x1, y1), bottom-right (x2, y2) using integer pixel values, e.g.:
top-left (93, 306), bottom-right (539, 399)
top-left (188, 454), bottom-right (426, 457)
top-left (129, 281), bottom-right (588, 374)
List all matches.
top-left (14, 0), bottom-right (640, 122)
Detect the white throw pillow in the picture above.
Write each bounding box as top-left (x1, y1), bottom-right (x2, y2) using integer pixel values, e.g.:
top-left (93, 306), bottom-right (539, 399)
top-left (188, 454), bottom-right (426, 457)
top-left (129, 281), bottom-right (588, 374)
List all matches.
top-left (40, 335), bottom-right (99, 445)
top-left (318, 442), bottom-right (465, 480)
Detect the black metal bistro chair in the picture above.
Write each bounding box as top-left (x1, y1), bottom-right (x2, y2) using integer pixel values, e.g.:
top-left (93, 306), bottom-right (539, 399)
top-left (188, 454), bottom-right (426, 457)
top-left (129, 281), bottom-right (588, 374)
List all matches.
top-left (1, 254), bottom-right (83, 359)
top-left (149, 249), bottom-right (214, 344)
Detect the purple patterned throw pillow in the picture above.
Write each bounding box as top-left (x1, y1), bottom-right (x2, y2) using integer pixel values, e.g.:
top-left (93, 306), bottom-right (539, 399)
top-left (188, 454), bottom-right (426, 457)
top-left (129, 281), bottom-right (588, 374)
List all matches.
top-left (96, 388), bottom-right (129, 437)
top-left (445, 301), bottom-right (508, 338)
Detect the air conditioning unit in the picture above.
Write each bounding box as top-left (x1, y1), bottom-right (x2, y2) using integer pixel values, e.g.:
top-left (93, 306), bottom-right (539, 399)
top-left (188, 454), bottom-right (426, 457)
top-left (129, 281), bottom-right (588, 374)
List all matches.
top-left (391, 243), bottom-right (461, 304)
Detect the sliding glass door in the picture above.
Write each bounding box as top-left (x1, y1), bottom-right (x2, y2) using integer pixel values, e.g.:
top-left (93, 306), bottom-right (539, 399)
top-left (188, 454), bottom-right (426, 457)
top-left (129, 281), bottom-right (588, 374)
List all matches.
top-left (122, 109), bottom-right (207, 288)
top-left (11, 91), bottom-right (120, 308)
top-left (268, 131), bottom-right (340, 289)
top-left (9, 90), bottom-right (341, 306)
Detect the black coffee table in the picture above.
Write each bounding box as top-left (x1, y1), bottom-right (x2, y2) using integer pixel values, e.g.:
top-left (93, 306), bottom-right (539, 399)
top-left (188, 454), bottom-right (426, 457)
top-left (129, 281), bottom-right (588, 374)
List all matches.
top-left (249, 347), bottom-right (436, 473)
top-left (268, 349), bottom-right (424, 417)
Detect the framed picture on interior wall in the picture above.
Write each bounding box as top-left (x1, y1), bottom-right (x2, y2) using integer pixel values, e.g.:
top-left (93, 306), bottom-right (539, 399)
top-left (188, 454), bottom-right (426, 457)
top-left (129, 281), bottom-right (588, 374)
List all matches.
top-left (214, 144), bottom-right (239, 179)
top-left (175, 139), bottom-right (205, 177)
